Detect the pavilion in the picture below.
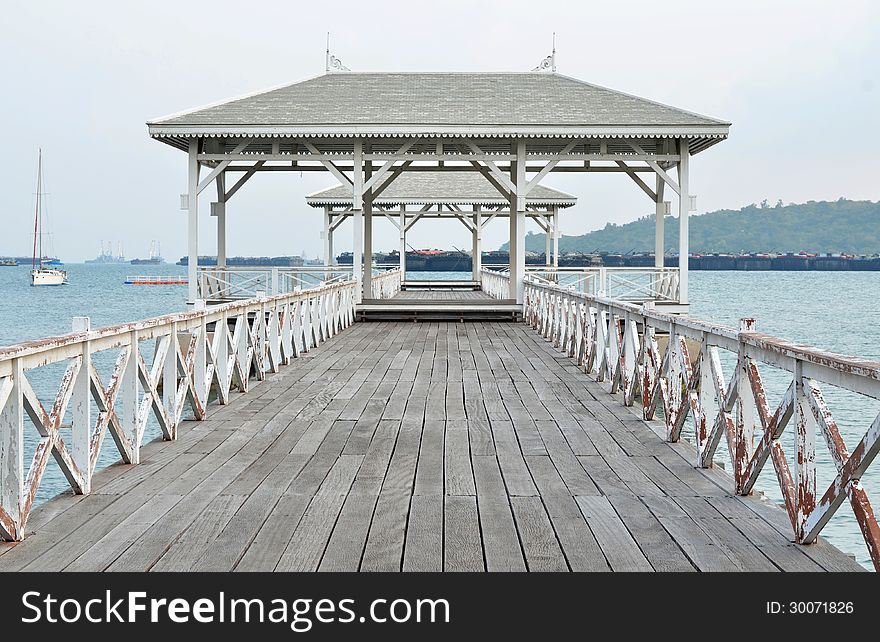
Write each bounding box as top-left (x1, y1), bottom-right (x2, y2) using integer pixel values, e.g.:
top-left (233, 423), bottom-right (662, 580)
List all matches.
top-left (147, 70), bottom-right (730, 305)
top-left (305, 171), bottom-right (577, 281)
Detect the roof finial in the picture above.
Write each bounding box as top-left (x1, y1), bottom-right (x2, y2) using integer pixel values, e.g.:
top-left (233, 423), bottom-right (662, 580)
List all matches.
top-left (531, 33), bottom-right (556, 73)
top-left (325, 32), bottom-right (350, 73)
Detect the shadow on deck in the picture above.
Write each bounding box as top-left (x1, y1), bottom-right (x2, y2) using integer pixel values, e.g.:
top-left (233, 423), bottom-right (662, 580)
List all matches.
top-left (0, 321), bottom-right (863, 572)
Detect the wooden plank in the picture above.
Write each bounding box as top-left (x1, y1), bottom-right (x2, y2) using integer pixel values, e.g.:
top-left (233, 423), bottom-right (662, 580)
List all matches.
top-left (414, 419), bottom-right (444, 495)
top-left (444, 496), bottom-right (484, 571)
top-left (360, 489), bottom-right (410, 571)
top-left (403, 494), bottom-right (443, 572)
top-left (275, 454), bottom-right (363, 571)
top-left (608, 495), bottom-right (696, 572)
top-left (575, 495), bottom-right (653, 571)
top-left (639, 495), bottom-right (740, 571)
top-left (510, 496), bottom-right (568, 571)
top-left (318, 491), bottom-right (379, 571)
top-left (472, 456), bottom-right (526, 571)
top-left (445, 420), bottom-right (475, 495)
top-left (491, 420), bottom-right (538, 496)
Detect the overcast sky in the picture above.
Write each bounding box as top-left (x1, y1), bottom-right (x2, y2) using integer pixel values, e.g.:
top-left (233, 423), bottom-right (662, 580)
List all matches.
top-left (2, 1), bottom-right (878, 262)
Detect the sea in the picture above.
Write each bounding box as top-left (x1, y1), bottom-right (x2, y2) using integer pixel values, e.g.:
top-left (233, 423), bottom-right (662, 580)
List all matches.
top-left (0, 264), bottom-right (877, 569)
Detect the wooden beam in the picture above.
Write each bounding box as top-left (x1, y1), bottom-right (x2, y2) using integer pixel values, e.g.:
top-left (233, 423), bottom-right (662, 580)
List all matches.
top-left (362, 139), bottom-right (419, 192)
top-left (627, 142), bottom-right (680, 195)
top-left (196, 140), bottom-right (249, 194)
top-left (616, 161), bottom-right (657, 201)
top-left (303, 141), bottom-right (354, 186)
top-left (523, 141), bottom-right (578, 195)
top-left (224, 161), bottom-right (264, 201)
top-left (462, 140), bottom-right (517, 194)
top-left (371, 161), bottom-right (412, 200)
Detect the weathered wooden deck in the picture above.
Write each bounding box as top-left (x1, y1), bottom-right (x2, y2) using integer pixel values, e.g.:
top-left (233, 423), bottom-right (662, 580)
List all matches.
top-left (0, 321), bottom-right (862, 572)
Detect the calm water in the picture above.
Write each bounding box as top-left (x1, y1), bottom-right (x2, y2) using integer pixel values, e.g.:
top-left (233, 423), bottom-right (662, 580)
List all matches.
top-left (1, 265), bottom-right (877, 568)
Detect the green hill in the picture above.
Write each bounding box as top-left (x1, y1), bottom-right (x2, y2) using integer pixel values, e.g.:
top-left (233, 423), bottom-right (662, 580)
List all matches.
top-left (501, 199), bottom-right (880, 255)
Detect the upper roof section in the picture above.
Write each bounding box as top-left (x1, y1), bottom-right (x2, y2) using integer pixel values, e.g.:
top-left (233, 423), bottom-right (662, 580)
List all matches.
top-left (148, 72), bottom-right (730, 146)
top-left (306, 172), bottom-right (576, 208)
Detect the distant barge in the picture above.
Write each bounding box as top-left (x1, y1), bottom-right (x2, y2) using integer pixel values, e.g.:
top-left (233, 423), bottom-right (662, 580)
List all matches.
top-left (177, 255), bottom-right (304, 267)
top-left (124, 275), bottom-right (188, 285)
top-left (336, 250), bottom-right (880, 271)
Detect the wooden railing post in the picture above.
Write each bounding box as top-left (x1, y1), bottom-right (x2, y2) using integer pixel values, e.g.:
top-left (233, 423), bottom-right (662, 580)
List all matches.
top-left (121, 329), bottom-right (140, 464)
top-left (163, 321), bottom-right (179, 438)
top-left (193, 301), bottom-right (208, 406)
top-left (735, 318), bottom-right (756, 491)
top-left (794, 359), bottom-right (817, 542)
top-left (70, 317), bottom-right (92, 493)
top-left (0, 358), bottom-right (24, 540)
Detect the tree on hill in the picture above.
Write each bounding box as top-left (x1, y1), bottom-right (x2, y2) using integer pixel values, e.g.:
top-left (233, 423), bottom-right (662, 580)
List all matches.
top-left (501, 199), bottom-right (880, 255)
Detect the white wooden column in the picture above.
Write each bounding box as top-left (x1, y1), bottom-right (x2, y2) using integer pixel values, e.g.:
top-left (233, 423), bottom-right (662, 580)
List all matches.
top-left (472, 205), bottom-right (481, 281)
top-left (186, 138), bottom-right (200, 302)
top-left (677, 139), bottom-right (690, 304)
top-left (655, 174), bottom-right (666, 269)
top-left (552, 206), bottom-right (559, 269)
top-left (545, 215), bottom-right (552, 267)
top-left (363, 153), bottom-right (373, 300)
top-left (213, 173), bottom-right (227, 268)
top-left (399, 205), bottom-right (406, 281)
top-left (352, 140), bottom-right (363, 303)
top-left (0, 358), bottom-right (23, 538)
top-left (510, 140), bottom-right (527, 303)
top-left (322, 206), bottom-right (332, 266)
top-left (70, 316), bottom-right (91, 493)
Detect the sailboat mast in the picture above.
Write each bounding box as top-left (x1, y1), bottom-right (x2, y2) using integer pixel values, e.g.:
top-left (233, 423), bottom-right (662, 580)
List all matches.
top-left (32, 149), bottom-right (42, 270)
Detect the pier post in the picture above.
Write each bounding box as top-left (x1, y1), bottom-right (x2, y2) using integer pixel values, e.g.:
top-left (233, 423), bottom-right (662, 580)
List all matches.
top-left (70, 316), bottom-right (91, 493)
top-left (121, 329), bottom-right (139, 464)
top-left (186, 138), bottom-right (200, 303)
top-left (0, 358), bottom-right (23, 539)
top-left (677, 139), bottom-right (690, 305)
top-left (552, 206), bottom-right (559, 269)
top-left (352, 140), bottom-right (364, 303)
top-left (545, 215), bottom-right (552, 268)
top-left (363, 164), bottom-right (373, 300)
top-left (472, 205), bottom-right (481, 281)
top-left (323, 206), bottom-right (333, 267)
top-left (509, 140), bottom-right (527, 303)
top-left (215, 173), bottom-right (227, 268)
top-left (399, 205), bottom-right (406, 281)
top-left (655, 175), bottom-right (665, 269)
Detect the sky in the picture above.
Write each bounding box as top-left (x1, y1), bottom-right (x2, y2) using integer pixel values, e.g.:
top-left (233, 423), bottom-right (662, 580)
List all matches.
top-left (1, 0), bottom-right (878, 262)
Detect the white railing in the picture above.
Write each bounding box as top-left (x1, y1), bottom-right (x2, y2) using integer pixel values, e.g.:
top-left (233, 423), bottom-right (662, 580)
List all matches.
top-left (370, 268), bottom-right (402, 299)
top-left (0, 279), bottom-right (357, 541)
top-left (525, 267), bottom-right (680, 303)
top-left (481, 268), bottom-right (511, 300)
top-left (197, 266), bottom-right (353, 300)
top-left (522, 274), bottom-right (880, 570)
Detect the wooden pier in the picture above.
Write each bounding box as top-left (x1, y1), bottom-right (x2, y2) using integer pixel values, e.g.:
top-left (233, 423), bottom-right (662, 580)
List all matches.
top-left (0, 319), bottom-right (862, 572)
top-left (0, 70), bottom-right (876, 574)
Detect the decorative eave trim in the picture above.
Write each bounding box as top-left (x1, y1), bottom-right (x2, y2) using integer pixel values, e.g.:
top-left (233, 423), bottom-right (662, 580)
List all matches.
top-left (147, 124), bottom-right (730, 138)
top-left (304, 197), bottom-right (577, 207)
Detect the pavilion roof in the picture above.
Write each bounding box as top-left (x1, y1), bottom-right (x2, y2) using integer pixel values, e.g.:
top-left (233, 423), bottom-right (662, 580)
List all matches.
top-left (148, 72), bottom-right (729, 152)
top-left (306, 172), bottom-right (577, 208)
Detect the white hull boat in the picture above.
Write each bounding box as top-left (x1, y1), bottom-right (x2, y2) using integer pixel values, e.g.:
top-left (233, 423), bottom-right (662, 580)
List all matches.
top-left (29, 149), bottom-right (67, 287)
top-left (30, 267), bottom-right (67, 286)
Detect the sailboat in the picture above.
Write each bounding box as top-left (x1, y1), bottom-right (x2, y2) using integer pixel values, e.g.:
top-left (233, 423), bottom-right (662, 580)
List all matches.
top-left (30, 149), bottom-right (67, 286)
